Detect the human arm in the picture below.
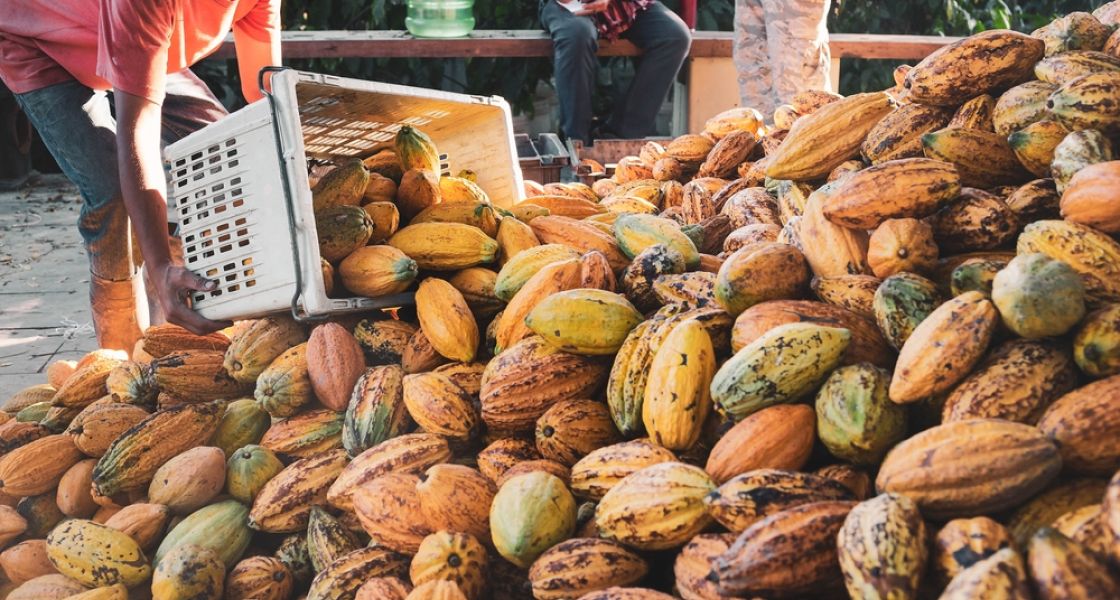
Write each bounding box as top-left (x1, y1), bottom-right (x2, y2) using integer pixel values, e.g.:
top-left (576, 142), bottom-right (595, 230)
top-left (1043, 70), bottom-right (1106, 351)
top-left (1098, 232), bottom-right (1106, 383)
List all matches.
top-left (573, 0), bottom-right (611, 16)
top-left (114, 91), bottom-right (231, 334)
top-left (233, 0), bottom-right (282, 102)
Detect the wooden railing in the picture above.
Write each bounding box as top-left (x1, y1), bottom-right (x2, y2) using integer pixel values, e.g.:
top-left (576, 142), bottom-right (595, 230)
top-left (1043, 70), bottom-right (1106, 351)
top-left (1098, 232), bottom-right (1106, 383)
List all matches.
top-left (214, 29), bottom-right (960, 134)
top-left (213, 30), bottom-right (961, 61)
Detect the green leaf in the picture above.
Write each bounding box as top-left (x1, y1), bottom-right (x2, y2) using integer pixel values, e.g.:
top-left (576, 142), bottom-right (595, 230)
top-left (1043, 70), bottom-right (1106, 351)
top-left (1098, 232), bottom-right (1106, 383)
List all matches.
top-left (991, 0), bottom-right (1012, 29)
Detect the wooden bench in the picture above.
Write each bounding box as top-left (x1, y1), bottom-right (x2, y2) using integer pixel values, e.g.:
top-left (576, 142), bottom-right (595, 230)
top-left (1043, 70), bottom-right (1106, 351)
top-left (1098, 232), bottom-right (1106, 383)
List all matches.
top-left (214, 30), bottom-right (959, 60)
top-left (214, 30), bottom-right (960, 133)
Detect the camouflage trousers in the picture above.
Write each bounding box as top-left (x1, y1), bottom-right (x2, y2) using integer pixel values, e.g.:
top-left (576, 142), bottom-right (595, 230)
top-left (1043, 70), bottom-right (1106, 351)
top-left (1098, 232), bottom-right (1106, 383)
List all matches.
top-left (733, 0), bottom-right (832, 119)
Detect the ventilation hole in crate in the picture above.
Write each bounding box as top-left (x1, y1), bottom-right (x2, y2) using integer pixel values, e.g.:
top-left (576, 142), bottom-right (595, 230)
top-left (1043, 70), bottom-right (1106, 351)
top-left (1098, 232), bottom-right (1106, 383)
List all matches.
top-left (212, 289), bottom-right (223, 297)
top-left (234, 217), bottom-right (247, 226)
top-left (231, 188), bottom-right (242, 197)
top-left (186, 244), bottom-right (196, 254)
top-left (225, 139), bottom-right (235, 147)
top-left (243, 258), bottom-right (253, 266)
top-left (246, 280), bottom-right (256, 288)
top-left (229, 159), bottom-right (239, 168)
top-left (211, 182), bottom-right (224, 192)
top-left (218, 233), bottom-right (231, 243)
top-left (228, 284), bottom-right (240, 292)
top-left (232, 199), bottom-right (244, 208)
top-left (245, 267), bottom-right (256, 277)
top-left (199, 210), bottom-right (210, 219)
top-left (182, 216), bottom-right (192, 226)
top-left (192, 173), bottom-right (204, 182)
top-left (216, 222), bottom-right (229, 232)
top-left (223, 263), bottom-right (235, 271)
top-left (219, 244), bottom-right (232, 253)
top-left (201, 228), bottom-right (212, 237)
top-left (206, 267), bottom-right (218, 277)
top-left (236, 229), bottom-right (249, 239)
top-left (227, 149), bottom-right (237, 157)
top-left (209, 166), bottom-right (221, 175)
top-left (191, 151), bottom-right (203, 161)
top-left (208, 144), bottom-right (220, 154)
top-left (208, 155), bottom-right (220, 165)
top-left (185, 233), bottom-right (196, 242)
top-left (225, 273), bottom-right (236, 282)
top-left (214, 204), bottom-right (227, 215)
top-left (306, 116), bottom-right (344, 126)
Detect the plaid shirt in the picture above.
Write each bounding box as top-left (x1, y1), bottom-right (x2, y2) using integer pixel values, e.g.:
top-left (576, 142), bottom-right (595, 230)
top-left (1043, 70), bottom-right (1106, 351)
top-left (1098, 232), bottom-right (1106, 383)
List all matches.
top-left (595, 0), bottom-right (654, 39)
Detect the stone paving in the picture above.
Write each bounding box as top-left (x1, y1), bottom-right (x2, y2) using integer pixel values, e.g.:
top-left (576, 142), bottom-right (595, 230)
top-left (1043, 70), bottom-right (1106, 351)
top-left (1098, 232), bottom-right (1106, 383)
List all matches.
top-left (0, 174), bottom-right (99, 399)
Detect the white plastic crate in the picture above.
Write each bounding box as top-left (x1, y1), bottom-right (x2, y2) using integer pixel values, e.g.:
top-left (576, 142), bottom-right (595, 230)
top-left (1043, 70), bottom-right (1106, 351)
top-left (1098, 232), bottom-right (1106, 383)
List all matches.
top-left (164, 69), bottom-right (524, 322)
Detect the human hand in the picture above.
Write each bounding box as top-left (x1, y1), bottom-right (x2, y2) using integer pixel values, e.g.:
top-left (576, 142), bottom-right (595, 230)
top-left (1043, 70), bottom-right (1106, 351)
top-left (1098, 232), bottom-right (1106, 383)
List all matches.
top-left (573, 0), bottom-right (610, 16)
top-left (152, 264), bottom-right (232, 334)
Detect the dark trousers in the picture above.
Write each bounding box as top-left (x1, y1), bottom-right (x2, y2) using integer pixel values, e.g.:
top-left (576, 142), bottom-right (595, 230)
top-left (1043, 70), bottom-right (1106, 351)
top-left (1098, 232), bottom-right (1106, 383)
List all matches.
top-left (541, 0), bottom-right (691, 143)
top-left (13, 69), bottom-right (227, 282)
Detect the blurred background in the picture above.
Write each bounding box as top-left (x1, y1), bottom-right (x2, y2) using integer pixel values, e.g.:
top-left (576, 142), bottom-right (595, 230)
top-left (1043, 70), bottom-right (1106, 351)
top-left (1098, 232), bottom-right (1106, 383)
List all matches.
top-left (191, 0), bottom-right (1111, 127)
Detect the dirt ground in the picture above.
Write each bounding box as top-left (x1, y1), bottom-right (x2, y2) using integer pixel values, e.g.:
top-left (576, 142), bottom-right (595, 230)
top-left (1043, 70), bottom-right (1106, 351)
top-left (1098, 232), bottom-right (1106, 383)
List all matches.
top-left (0, 174), bottom-right (99, 399)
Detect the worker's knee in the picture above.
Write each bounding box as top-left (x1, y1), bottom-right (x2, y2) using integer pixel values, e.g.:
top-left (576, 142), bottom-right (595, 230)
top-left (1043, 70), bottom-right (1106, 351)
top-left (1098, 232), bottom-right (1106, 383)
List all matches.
top-left (663, 22), bottom-right (692, 57)
top-left (551, 16), bottom-right (599, 54)
top-left (636, 7), bottom-right (692, 59)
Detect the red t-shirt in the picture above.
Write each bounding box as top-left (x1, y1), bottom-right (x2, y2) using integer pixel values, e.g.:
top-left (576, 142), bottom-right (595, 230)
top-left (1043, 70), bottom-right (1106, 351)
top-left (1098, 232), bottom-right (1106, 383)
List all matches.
top-left (0, 0), bottom-right (280, 103)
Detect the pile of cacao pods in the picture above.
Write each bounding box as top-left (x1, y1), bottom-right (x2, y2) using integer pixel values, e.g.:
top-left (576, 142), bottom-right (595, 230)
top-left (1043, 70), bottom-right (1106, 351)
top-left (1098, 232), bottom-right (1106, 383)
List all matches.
top-left (4, 3), bottom-right (1120, 599)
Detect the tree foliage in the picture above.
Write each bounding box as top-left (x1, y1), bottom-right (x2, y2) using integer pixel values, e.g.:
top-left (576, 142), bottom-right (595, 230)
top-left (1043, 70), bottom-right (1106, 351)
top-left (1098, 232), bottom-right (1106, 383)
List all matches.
top-left (828, 0), bottom-right (1111, 92)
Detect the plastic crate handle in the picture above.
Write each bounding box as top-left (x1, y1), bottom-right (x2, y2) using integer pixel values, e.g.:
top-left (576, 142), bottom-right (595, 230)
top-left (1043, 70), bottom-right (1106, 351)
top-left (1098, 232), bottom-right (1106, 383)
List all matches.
top-left (258, 66), bottom-right (320, 323)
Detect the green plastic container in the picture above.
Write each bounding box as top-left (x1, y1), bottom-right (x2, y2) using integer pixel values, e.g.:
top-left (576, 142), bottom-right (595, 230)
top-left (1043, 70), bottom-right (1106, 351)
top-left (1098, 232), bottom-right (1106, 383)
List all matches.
top-left (406, 0), bottom-right (476, 38)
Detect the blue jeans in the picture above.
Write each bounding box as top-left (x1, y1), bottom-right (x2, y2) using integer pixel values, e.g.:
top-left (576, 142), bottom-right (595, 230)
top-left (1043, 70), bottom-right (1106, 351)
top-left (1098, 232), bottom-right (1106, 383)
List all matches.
top-left (540, 0), bottom-right (691, 143)
top-left (13, 70), bottom-right (226, 281)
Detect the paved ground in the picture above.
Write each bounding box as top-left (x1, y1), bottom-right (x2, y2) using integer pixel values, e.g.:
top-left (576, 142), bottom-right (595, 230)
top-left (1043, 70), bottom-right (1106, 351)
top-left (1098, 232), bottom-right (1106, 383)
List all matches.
top-left (0, 174), bottom-right (99, 400)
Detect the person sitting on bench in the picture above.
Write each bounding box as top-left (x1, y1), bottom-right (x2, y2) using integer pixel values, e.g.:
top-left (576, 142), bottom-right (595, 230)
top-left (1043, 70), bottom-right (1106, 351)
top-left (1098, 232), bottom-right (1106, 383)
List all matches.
top-left (541, 0), bottom-right (692, 143)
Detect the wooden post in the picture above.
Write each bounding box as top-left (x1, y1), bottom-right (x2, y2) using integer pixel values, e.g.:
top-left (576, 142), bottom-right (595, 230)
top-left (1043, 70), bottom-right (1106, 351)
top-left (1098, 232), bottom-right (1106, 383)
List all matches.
top-left (830, 57), bottom-right (842, 93)
top-left (687, 57), bottom-right (741, 133)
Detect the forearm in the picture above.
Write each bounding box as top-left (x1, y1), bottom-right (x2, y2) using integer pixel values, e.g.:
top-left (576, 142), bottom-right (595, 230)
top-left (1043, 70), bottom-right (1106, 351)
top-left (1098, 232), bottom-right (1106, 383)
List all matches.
top-left (115, 91), bottom-right (171, 270)
top-left (234, 23), bottom-right (282, 102)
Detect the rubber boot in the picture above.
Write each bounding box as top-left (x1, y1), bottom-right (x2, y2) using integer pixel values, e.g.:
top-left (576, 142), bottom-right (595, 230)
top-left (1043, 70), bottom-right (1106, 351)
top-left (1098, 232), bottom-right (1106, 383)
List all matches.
top-left (90, 275), bottom-right (143, 353)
